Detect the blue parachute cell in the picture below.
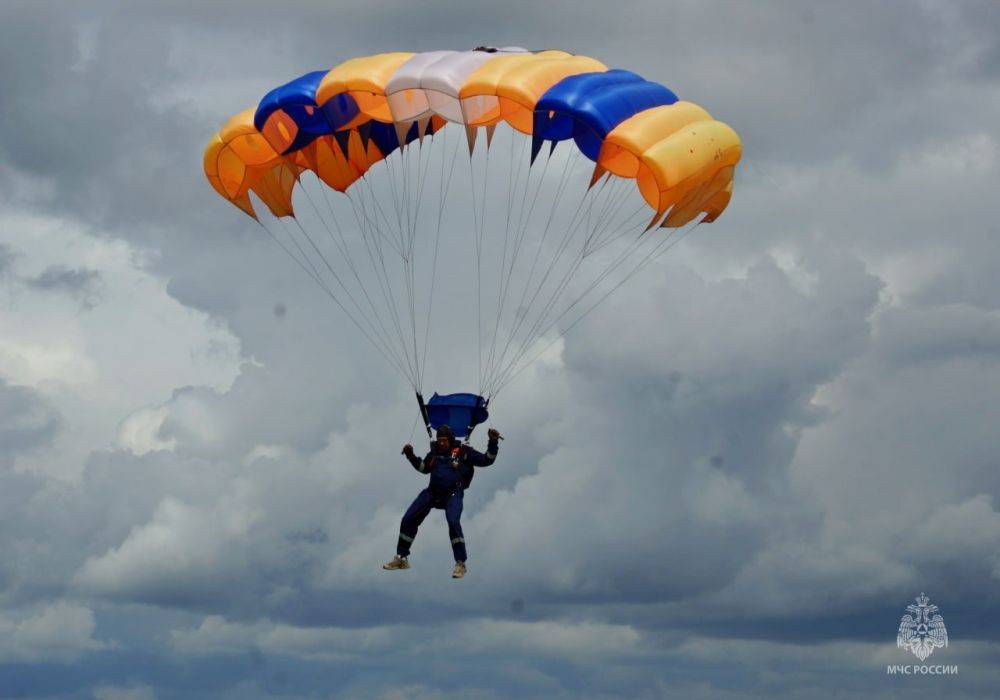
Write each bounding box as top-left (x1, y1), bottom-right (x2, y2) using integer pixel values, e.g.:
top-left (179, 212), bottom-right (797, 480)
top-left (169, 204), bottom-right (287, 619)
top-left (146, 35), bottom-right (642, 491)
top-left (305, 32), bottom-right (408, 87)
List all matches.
top-left (532, 69), bottom-right (678, 162)
top-left (254, 71), bottom-right (440, 162)
top-left (254, 71), bottom-right (332, 154)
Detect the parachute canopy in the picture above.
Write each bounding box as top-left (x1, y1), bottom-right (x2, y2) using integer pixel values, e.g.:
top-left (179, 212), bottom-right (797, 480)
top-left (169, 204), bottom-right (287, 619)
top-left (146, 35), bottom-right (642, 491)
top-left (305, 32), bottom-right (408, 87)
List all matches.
top-left (204, 47), bottom-right (741, 411)
top-left (207, 48), bottom-right (738, 228)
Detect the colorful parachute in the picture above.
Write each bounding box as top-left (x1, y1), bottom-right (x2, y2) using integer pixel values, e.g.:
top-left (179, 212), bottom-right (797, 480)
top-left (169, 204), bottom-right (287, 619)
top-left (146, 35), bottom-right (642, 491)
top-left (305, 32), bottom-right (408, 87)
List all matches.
top-left (204, 47), bottom-right (741, 430)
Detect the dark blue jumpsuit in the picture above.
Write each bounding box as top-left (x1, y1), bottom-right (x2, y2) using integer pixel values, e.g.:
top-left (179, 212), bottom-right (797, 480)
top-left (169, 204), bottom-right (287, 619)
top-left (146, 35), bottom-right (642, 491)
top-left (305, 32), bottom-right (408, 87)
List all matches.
top-left (397, 439), bottom-right (498, 562)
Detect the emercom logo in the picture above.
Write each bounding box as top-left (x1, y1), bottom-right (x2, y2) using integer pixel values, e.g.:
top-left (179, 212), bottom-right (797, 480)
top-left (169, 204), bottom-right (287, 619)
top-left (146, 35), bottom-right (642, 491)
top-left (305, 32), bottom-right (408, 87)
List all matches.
top-left (887, 593), bottom-right (958, 676)
top-left (897, 593), bottom-right (948, 661)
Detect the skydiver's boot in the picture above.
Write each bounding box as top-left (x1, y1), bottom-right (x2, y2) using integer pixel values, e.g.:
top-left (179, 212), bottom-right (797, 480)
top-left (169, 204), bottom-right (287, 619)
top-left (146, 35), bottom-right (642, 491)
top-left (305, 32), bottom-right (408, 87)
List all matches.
top-left (383, 555), bottom-right (410, 570)
top-left (452, 561), bottom-right (467, 579)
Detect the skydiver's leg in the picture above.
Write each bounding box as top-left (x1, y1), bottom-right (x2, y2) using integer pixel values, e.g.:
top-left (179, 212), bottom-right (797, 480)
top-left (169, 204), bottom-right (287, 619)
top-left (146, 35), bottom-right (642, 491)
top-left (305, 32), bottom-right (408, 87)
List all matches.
top-left (398, 489), bottom-right (433, 557)
top-left (444, 490), bottom-right (466, 562)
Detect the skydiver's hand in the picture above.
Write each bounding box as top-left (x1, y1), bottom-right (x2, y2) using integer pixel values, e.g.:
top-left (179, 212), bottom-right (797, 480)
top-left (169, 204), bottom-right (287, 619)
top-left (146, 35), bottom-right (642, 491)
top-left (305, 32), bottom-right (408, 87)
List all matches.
top-left (402, 443), bottom-right (414, 456)
top-left (487, 428), bottom-right (502, 441)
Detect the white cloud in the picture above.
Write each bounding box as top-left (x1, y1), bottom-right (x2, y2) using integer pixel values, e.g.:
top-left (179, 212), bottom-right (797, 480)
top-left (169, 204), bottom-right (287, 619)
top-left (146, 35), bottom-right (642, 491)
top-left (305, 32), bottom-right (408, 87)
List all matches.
top-left (0, 210), bottom-right (242, 477)
top-left (74, 492), bottom-right (263, 599)
top-left (117, 406), bottom-right (176, 456)
top-left (170, 614), bottom-right (640, 662)
top-left (0, 602), bottom-right (108, 663)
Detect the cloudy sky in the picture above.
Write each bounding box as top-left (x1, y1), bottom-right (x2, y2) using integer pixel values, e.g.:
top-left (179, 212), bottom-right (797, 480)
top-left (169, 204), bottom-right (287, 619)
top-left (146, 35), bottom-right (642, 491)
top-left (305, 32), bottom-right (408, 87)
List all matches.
top-left (2, 1), bottom-right (999, 697)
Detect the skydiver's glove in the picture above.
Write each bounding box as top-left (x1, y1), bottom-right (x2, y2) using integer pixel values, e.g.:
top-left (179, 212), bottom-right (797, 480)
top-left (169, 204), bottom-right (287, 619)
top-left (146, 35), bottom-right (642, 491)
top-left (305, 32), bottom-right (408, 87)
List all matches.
top-left (402, 443), bottom-right (414, 457)
top-left (487, 428), bottom-right (501, 454)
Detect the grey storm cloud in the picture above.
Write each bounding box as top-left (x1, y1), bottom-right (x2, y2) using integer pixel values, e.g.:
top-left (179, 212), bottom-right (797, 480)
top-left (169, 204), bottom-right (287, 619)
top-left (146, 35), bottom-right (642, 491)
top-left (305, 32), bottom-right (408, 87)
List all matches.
top-left (0, 379), bottom-right (61, 467)
top-left (0, 1), bottom-right (999, 698)
top-left (0, 244), bottom-right (15, 276)
top-left (25, 264), bottom-right (101, 299)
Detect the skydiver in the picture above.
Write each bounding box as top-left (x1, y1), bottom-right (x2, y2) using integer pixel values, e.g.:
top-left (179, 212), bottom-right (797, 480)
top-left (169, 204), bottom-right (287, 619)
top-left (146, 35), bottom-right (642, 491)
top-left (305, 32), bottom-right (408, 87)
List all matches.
top-left (383, 424), bottom-right (501, 579)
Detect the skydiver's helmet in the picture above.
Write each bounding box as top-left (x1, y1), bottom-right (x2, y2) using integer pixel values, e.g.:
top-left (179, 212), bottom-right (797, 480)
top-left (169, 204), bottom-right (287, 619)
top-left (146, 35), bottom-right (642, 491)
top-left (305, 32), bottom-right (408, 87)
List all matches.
top-left (435, 424), bottom-right (458, 450)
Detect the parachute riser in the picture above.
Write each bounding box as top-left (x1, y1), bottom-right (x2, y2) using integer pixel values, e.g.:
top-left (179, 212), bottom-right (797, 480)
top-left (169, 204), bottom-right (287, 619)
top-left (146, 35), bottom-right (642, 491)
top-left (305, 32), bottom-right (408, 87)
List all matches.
top-left (415, 392), bottom-right (433, 438)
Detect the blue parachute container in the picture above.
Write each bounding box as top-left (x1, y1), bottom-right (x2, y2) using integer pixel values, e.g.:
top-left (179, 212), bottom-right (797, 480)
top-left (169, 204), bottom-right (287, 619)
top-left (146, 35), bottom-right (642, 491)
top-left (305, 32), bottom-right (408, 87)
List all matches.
top-left (425, 393), bottom-right (489, 439)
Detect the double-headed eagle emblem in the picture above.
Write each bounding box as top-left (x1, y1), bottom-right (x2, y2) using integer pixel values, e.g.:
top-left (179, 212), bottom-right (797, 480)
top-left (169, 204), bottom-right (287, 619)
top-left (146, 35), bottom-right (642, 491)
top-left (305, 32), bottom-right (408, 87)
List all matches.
top-left (897, 593), bottom-right (948, 661)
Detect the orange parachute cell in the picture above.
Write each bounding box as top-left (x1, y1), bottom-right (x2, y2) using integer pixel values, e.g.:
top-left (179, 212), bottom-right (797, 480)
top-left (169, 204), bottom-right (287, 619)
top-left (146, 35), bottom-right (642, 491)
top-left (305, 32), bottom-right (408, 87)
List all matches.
top-left (315, 52), bottom-right (415, 128)
top-left (203, 108), bottom-right (300, 219)
top-left (460, 51), bottom-right (607, 133)
top-left (295, 130), bottom-right (389, 192)
top-left (596, 102), bottom-right (741, 228)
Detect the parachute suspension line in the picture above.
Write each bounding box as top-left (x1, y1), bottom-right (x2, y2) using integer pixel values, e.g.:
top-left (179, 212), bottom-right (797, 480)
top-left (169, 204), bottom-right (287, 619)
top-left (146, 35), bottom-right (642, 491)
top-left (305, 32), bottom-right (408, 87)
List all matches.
top-left (255, 218), bottom-right (325, 298)
top-left (376, 137), bottom-right (420, 391)
top-left (384, 134), bottom-right (419, 392)
top-left (487, 174), bottom-right (662, 397)
top-left (496, 131), bottom-right (549, 322)
top-left (483, 132), bottom-right (530, 383)
top-left (360, 172), bottom-right (406, 259)
top-left (489, 209), bottom-right (653, 395)
top-left (482, 134), bottom-right (550, 390)
top-left (408, 409), bottom-right (421, 442)
top-left (343, 176), bottom-right (405, 259)
top-left (510, 180), bottom-right (642, 350)
top-left (490, 228), bottom-right (640, 393)
top-left (309, 176), bottom-right (403, 362)
top-left (251, 177), bottom-right (332, 287)
top-left (295, 177), bottom-right (391, 333)
top-left (272, 211), bottom-right (326, 287)
top-left (466, 129), bottom-right (491, 393)
top-left (582, 178), bottom-right (630, 252)
top-left (483, 136), bottom-right (545, 396)
top-left (522, 178), bottom-right (645, 329)
top-left (396, 143), bottom-right (417, 392)
top-left (490, 131), bottom-right (589, 382)
top-left (403, 139), bottom-right (428, 393)
top-left (483, 186), bottom-right (600, 397)
top-left (465, 136), bottom-right (478, 388)
top-left (485, 168), bottom-right (606, 395)
top-left (419, 127), bottom-right (461, 390)
top-left (373, 147), bottom-right (416, 257)
top-left (491, 218), bottom-right (706, 397)
top-left (395, 140), bottom-right (411, 253)
top-left (294, 178), bottom-right (401, 362)
top-left (380, 146), bottom-right (425, 387)
top-left (584, 201), bottom-right (651, 257)
top-left (475, 134), bottom-right (493, 393)
top-left (396, 137), bottom-right (411, 254)
top-left (479, 141), bottom-right (493, 393)
top-left (589, 184), bottom-right (641, 252)
top-left (482, 145), bottom-right (579, 396)
top-left (410, 129), bottom-right (436, 251)
top-left (256, 178), bottom-right (392, 360)
top-left (508, 136), bottom-right (550, 279)
top-left (512, 145), bottom-right (582, 326)
top-left (253, 216), bottom-right (408, 383)
top-left (321, 180), bottom-right (420, 380)
top-left (406, 133), bottom-right (439, 390)
top-left (402, 132), bottom-right (416, 253)
top-left (287, 214), bottom-right (403, 369)
top-left (484, 130), bottom-right (530, 383)
top-left (548, 168), bottom-right (724, 345)
top-left (345, 188), bottom-right (421, 387)
top-left (348, 127), bottom-right (447, 392)
top-left (380, 145), bottom-right (407, 253)
top-left (388, 136), bottom-right (411, 254)
top-left (494, 220), bottom-right (701, 396)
